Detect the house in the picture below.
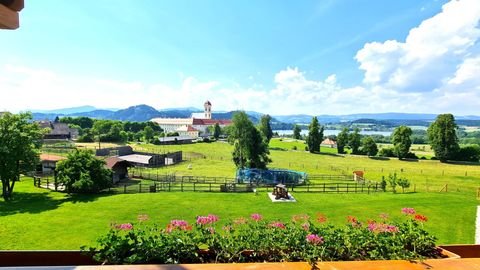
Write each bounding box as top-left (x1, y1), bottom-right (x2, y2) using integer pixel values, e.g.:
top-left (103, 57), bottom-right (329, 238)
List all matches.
top-left (38, 154), bottom-right (66, 174)
top-left (105, 156), bottom-right (132, 183)
top-left (175, 125), bottom-right (199, 138)
top-left (321, 138), bottom-right (337, 148)
top-left (37, 120), bottom-right (79, 140)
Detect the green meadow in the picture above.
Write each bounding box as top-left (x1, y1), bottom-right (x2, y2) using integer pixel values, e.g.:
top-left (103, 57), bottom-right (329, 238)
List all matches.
top-left (1, 138), bottom-right (479, 249)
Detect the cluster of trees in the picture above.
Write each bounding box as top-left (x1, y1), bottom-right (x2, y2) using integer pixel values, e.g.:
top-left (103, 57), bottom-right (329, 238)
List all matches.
top-left (228, 112), bottom-right (272, 169)
top-left (60, 117), bottom-right (163, 143)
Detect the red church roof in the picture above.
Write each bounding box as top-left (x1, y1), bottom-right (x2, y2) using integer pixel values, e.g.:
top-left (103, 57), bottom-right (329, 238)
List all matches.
top-left (192, 118), bottom-right (232, 125)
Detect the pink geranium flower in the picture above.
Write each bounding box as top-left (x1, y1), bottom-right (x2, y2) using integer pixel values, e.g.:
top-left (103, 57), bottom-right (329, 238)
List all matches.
top-left (402, 208), bottom-right (416, 215)
top-left (306, 234), bottom-right (324, 245)
top-left (251, 213), bottom-right (263, 221)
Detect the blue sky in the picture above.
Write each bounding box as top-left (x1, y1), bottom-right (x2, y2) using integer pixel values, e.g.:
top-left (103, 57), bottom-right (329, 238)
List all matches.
top-left (1, 0), bottom-right (479, 115)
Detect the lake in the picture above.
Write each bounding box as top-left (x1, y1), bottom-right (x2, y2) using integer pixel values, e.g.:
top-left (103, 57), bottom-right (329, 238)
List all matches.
top-left (275, 129), bottom-right (392, 137)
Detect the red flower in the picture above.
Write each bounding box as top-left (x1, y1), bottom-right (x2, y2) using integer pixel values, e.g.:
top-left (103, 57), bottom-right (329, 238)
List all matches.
top-left (414, 214), bottom-right (428, 222)
top-left (316, 213), bottom-right (328, 223)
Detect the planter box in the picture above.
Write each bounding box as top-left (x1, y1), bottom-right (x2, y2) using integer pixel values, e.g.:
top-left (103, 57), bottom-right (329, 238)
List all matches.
top-left (0, 245), bottom-right (475, 268)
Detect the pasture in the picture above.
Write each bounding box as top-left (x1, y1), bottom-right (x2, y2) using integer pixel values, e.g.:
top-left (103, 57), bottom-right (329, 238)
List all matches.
top-left (1, 138), bottom-right (479, 250)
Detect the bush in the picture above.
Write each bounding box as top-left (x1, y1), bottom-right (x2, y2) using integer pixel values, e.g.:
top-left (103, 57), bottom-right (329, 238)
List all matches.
top-left (56, 149), bottom-right (113, 193)
top-left (379, 148), bottom-right (395, 157)
top-left (292, 146), bottom-right (297, 150)
top-left (454, 145), bottom-right (480, 162)
top-left (85, 211), bottom-right (440, 265)
top-left (404, 152), bottom-right (418, 159)
top-left (305, 146), bottom-right (309, 151)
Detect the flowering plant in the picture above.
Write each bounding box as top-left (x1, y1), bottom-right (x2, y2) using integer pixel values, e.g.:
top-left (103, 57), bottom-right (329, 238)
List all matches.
top-left (83, 208), bottom-right (441, 264)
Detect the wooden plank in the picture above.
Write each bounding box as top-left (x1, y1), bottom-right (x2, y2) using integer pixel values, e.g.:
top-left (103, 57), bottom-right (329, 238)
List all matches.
top-left (0, 3), bottom-right (19, 29)
top-left (6, 0), bottom-right (24, 12)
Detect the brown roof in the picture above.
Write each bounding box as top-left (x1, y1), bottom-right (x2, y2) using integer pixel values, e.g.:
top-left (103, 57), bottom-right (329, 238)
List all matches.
top-left (40, 154), bottom-right (66, 162)
top-left (105, 156), bottom-right (132, 169)
top-left (321, 138), bottom-right (337, 145)
top-left (192, 118), bottom-right (232, 125)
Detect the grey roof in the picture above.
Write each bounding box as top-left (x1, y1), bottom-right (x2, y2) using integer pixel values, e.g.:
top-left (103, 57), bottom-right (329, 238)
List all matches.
top-left (158, 136), bottom-right (194, 142)
top-left (119, 154), bottom-right (152, 165)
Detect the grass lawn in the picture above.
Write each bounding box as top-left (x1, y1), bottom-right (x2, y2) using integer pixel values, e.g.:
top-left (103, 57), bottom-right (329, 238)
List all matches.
top-left (2, 138), bottom-right (479, 250)
top-left (0, 178), bottom-right (477, 250)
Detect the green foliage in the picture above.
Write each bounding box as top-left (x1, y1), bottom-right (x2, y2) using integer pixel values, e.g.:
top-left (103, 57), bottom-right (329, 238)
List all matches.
top-left (229, 112), bottom-right (271, 169)
top-left (213, 123), bottom-right (221, 140)
top-left (361, 136), bottom-right (378, 156)
top-left (56, 150), bottom-right (112, 193)
top-left (379, 148), bottom-right (395, 157)
top-left (60, 116), bottom-right (94, 129)
top-left (0, 112), bottom-right (44, 200)
top-left (143, 126), bottom-right (155, 143)
top-left (454, 145), bottom-right (480, 162)
top-left (397, 177), bottom-right (411, 193)
top-left (388, 173), bottom-right (398, 193)
top-left (337, 128), bottom-right (349, 154)
top-left (348, 128), bottom-right (361, 154)
top-left (427, 114), bottom-right (459, 162)
top-left (86, 211), bottom-right (439, 264)
top-left (166, 131), bottom-right (180, 137)
top-left (306, 117), bottom-right (323, 153)
top-left (392, 126), bottom-right (413, 159)
top-left (293, 124), bottom-right (302, 140)
top-left (258, 115), bottom-right (273, 144)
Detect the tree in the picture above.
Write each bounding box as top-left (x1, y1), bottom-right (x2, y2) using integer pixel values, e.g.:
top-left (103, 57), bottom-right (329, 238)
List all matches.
top-left (392, 126), bottom-right (412, 159)
top-left (337, 128), bottom-right (349, 154)
top-left (397, 177), bottom-right (411, 193)
top-left (306, 117), bottom-right (323, 153)
top-left (144, 126), bottom-right (154, 143)
top-left (56, 150), bottom-right (112, 193)
top-left (348, 128), bottom-right (361, 154)
top-left (213, 123), bottom-right (221, 139)
top-left (0, 113), bottom-right (44, 200)
top-left (229, 111), bottom-right (271, 169)
top-left (258, 114), bottom-right (273, 144)
top-left (427, 114), bottom-right (459, 162)
top-left (293, 124), bottom-right (301, 140)
top-left (361, 136), bottom-right (378, 156)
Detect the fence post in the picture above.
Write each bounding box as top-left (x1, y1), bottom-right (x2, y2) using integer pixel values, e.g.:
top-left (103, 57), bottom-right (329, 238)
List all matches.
top-left (46, 177), bottom-right (49, 189)
top-left (124, 184), bottom-right (127, 193)
top-left (346, 183), bottom-right (349, 193)
top-left (139, 183), bottom-right (142, 193)
top-left (209, 183), bottom-right (212, 192)
top-left (194, 182), bottom-right (196, 192)
top-left (181, 180), bottom-right (183, 192)
top-left (337, 183), bottom-right (339, 193)
top-left (169, 182), bottom-right (171, 192)
top-left (375, 183), bottom-right (378, 192)
top-left (323, 183), bottom-right (325, 193)
top-left (367, 185), bottom-right (370, 194)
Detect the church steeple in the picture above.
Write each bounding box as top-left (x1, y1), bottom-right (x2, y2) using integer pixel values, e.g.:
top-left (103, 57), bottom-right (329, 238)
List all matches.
top-left (204, 100), bottom-right (212, 119)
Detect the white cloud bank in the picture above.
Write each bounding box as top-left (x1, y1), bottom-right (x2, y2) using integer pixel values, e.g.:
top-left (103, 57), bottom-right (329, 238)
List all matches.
top-left (1, 0), bottom-right (480, 115)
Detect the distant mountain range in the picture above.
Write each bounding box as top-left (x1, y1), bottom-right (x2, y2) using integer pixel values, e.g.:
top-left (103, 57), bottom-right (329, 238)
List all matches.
top-left (30, 105), bottom-right (480, 126)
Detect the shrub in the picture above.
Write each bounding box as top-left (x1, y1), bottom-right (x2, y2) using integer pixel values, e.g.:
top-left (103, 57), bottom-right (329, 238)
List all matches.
top-left (84, 210), bottom-right (440, 265)
top-left (404, 152), bottom-right (418, 159)
top-left (454, 145), bottom-right (480, 162)
top-left (379, 148), bottom-right (395, 157)
top-left (56, 149), bottom-right (113, 193)
top-left (292, 146), bottom-right (297, 150)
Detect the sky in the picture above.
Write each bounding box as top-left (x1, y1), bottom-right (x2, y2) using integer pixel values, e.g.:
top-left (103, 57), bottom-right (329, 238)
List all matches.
top-left (1, 0), bottom-right (479, 115)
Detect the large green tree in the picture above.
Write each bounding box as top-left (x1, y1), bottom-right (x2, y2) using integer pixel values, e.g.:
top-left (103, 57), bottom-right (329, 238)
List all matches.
top-left (0, 113), bottom-right (44, 200)
top-left (427, 114), bottom-right (459, 162)
top-left (392, 126), bottom-right (412, 159)
top-left (348, 128), bottom-right (361, 154)
top-left (361, 136), bottom-right (378, 156)
top-left (258, 114), bottom-right (273, 144)
top-left (56, 149), bottom-right (112, 193)
top-left (293, 124), bottom-right (302, 140)
top-left (337, 128), bottom-right (349, 154)
top-left (229, 112), bottom-right (270, 169)
top-left (213, 123), bottom-right (221, 139)
top-left (306, 117), bottom-right (323, 153)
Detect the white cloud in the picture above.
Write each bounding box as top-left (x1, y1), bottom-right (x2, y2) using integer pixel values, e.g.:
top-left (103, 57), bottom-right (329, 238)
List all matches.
top-left (2, 0), bottom-right (480, 116)
top-left (356, 0), bottom-right (480, 92)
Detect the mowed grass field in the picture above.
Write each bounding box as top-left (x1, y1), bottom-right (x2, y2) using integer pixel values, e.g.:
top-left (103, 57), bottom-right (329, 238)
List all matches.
top-left (1, 138), bottom-right (479, 249)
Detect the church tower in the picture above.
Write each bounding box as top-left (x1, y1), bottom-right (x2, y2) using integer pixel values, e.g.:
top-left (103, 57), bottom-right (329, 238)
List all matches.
top-left (204, 100), bottom-right (212, 119)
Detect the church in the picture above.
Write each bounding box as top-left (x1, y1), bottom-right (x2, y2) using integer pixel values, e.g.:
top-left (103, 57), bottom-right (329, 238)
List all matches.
top-left (151, 101), bottom-right (232, 138)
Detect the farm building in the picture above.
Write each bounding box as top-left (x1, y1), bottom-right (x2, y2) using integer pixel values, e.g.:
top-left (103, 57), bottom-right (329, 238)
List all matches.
top-left (96, 146), bottom-right (182, 167)
top-left (37, 154), bottom-right (66, 174)
top-left (321, 138), bottom-right (337, 148)
top-left (105, 157), bottom-right (132, 183)
top-left (37, 120), bottom-right (79, 140)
